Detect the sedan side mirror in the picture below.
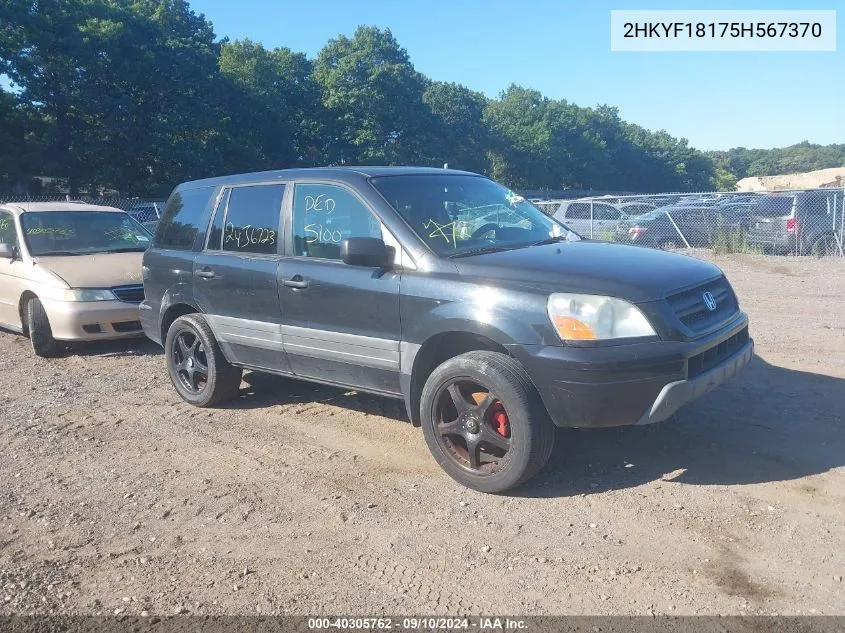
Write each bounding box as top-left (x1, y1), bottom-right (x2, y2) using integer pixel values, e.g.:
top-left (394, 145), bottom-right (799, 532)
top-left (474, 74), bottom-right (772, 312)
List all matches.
top-left (340, 237), bottom-right (393, 268)
top-left (0, 243), bottom-right (15, 259)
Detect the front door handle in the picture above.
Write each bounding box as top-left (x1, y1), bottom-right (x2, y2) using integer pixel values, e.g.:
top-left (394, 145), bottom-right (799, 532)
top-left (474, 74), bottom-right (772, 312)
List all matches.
top-left (195, 269), bottom-right (216, 279)
top-left (283, 276), bottom-right (309, 289)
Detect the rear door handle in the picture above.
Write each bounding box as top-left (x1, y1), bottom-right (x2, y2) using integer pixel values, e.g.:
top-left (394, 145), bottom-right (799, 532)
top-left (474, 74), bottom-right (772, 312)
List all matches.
top-left (283, 276), bottom-right (309, 289)
top-left (195, 269), bottom-right (216, 279)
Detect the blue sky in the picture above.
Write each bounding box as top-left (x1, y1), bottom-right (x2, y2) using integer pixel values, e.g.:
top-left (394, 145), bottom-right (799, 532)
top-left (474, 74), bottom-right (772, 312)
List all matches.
top-left (187, 0), bottom-right (843, 151)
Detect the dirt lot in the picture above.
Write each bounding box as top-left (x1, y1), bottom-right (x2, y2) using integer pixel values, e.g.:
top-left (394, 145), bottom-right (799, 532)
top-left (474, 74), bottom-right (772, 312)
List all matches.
top-left (1, 252), bottom-right (844, 617)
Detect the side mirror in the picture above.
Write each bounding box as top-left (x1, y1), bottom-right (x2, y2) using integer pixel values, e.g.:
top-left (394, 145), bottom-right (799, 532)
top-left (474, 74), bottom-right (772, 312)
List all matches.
top-left (0, 243), bottom-right (15, 259)
top-left (340, 237), bottom-right (393, 268)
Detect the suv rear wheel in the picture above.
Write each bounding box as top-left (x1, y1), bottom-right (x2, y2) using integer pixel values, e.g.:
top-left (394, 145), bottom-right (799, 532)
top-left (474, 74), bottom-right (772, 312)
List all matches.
top-left (420, 351), bottom-right (555, 493)
top-left (165, 314), bottom-right (242, 407)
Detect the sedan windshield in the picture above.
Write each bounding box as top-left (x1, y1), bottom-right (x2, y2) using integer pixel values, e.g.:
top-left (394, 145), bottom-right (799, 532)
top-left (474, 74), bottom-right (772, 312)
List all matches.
top-left (20, 211), bottom-right (152, 256)
top-left (370, 174), bottom-right (579, 257)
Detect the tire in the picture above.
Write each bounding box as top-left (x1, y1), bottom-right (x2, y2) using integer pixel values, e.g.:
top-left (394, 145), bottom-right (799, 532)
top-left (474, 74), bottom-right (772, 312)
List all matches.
top-left (26, 297), bottom-right (59, 358)
top-left (164, 313), bottom-right (242, 407)
top-left (420, 351), bottom-right (555, 494)
top-left (810, 234), bottom-right (840, 258)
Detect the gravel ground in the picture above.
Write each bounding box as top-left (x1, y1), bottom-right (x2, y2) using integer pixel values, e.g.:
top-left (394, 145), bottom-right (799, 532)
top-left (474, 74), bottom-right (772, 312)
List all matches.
top-left (1, 251), bottom-right (844, 617)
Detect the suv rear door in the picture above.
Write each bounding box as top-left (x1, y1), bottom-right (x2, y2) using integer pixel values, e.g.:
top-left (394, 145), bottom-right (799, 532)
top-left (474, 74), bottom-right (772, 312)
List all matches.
top-left (746, 195), bottom-right (797, 252)
top-left (192, 182), bottom-right (291, 372)
top-left (278, 181), bottom-right (402, 395)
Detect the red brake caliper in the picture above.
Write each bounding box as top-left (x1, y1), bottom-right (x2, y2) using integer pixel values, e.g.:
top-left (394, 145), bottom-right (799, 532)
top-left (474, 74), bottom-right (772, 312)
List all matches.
top-left (489, 401), bottom-right (510, 438)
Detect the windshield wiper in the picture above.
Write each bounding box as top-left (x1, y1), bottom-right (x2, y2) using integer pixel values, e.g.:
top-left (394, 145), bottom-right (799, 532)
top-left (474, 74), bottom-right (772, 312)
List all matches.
top-left (100, 247), bottom-right (146, 253)
top-left (35, 251), bottom-right (86, 256)
top-left (530, 234), bottom-right (573, 247)
top-left (448, 246), bottom-right (515, 259)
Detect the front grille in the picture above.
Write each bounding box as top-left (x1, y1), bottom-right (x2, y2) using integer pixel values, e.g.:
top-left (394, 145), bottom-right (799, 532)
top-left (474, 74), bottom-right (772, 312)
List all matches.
top-left (666, 277), bottom-right (738, 333)
top-left (112, 320), bottom-right (142, 333)
top-left (112, 285), bottom-right (145, 304)
top-left (687, 326), bottom-right (749, 378)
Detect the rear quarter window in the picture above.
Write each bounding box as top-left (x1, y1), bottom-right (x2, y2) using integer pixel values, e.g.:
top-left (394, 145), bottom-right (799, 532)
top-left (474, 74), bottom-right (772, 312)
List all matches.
top-left (155, 186), bottom-right (216, 250)
top-left (753, 196), bottom-right (795, 218)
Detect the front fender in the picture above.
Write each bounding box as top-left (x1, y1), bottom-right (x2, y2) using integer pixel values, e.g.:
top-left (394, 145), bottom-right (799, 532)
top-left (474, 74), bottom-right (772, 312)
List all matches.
top-left (400, 278), bottom-right (554, 350)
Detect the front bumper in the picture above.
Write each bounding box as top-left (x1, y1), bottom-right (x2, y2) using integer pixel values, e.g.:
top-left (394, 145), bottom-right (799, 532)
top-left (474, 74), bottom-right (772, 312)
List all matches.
top-left (508, 313), bottom-right (752, 428)
top-left (634, 337), bottom-right (752, 425)
top-left (40, 298), bottom-right (143, 341)
top-left (139, 300), bottom-right (161, 345)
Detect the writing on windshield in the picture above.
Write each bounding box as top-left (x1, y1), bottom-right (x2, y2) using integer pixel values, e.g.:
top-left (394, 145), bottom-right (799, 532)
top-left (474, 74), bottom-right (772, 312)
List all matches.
top-left (371, 175), bottom-right (573, 256)
top-left (20, 211), bottom-right (151, 256)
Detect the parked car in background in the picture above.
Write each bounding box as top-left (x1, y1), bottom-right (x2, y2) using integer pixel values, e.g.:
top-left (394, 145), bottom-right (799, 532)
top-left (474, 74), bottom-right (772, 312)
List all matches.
top-left (126, 201), bottom-right (164, 233)
top-left (553, 200), bottom-right (628, 238)
top-left (615, 204), bottom-right (750, 249)
top-left (141, 167), bottom-right (752, 493)
top-left (745, 190), bottom-right (843, 256)
top-left (616, 201), bottom-right (657, 216)
top-left (0, 202), bottom-right (151, 356)
top-left (634, 195), bottom-right (688, 208)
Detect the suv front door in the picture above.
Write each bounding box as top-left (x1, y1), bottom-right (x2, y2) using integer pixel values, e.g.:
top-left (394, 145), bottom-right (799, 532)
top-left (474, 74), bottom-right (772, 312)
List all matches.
top-left (192, 183), bottom-right (291, 372)
top-left (279, 182), bottom-right (402, 395)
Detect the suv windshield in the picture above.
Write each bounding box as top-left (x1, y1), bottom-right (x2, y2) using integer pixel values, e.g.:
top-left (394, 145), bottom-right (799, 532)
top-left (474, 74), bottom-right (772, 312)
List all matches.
top-left (370, 174), bottom-right (578, 256)
top-left (20, 211), bottom-right (152, 256)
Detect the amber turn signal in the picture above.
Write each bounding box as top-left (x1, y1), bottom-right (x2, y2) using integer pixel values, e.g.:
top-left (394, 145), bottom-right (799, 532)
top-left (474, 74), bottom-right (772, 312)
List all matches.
top-left (552, 316), bottom-right (596, 340)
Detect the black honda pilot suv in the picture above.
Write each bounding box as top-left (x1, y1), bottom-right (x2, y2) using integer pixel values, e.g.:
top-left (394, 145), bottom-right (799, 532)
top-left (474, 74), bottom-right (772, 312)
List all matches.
top-left (141, 167), bottom-right (753, 493)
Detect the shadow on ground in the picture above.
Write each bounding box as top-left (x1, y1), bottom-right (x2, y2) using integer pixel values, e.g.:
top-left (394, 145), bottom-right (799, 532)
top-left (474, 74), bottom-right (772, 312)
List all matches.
top-left (520, 354), bottom-right (845, 497)
top-left (0, 327), bottom-right (162, 358)
top-left (230, 370), bottom-right (408, 422)
top-left (223, 354), bottom-right (845, 496)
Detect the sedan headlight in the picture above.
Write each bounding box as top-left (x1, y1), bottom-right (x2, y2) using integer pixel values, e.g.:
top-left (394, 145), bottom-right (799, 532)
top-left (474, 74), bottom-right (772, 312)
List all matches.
top-left (547, 293), bottom-right (656, 341)
top-left (62, 288), bottom-right (118, 302)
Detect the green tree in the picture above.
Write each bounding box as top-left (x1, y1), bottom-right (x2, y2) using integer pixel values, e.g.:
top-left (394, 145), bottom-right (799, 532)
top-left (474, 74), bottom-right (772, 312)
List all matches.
top-left (0, 0), bottom-right (225, 193)
top-left (483, 86), bottom-right (555, 188)
top-left (313, 26), bottom-right (433, 165)
top-left (218, 39), bottom-right (324, 171)
top-left (707, 142), bottom-right (845, 185)
top-left (0, 89), bottom-right (30, 189)
top-left (422, 81), bottom-right (490, 174)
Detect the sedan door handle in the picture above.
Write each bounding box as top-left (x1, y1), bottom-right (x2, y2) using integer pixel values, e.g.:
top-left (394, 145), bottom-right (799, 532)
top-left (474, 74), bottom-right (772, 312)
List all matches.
top-left (283, 276), bottom-right (309, 289)
top-left (195, 269), bottom-right (216, 279)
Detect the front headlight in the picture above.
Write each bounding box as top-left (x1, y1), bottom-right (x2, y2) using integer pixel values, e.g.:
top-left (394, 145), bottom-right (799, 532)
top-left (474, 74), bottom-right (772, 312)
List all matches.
top-left (62, 288), bottom-right (118, 302)
top-left (547, 293), bottom-right (656, 341)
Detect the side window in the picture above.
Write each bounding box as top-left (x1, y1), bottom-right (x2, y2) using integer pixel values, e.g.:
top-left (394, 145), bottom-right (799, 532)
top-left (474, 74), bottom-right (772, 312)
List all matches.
top-left (292, 183), bottom-right (382, 260)
top-left (0, 211), bottom-right (17, 247)
top-left (595, 204), bottom-right (621, 221)
top-left (205, 189), bottom-right (230, 251)
top-left (221, 184), bottom-right (285, 255)
top-left (566, 203), bottom-right (590, 220)
top-left (155, 186), bottom-right (215, 250)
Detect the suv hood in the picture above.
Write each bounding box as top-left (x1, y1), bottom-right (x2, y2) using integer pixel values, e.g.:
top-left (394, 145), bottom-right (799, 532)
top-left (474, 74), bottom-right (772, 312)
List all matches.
top-left (34, 252), bottom-right (144, 288)
top-left (453, 241), bottom-right (723, 303)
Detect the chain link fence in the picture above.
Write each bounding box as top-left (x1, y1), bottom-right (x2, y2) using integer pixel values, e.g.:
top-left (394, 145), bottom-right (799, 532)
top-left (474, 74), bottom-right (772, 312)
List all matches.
top-left (0, 194), bottom-right (167, 232)
top-left (538, 188), bottom-right (845, 257)
top-left (5, 189), bottom-right (845, 258)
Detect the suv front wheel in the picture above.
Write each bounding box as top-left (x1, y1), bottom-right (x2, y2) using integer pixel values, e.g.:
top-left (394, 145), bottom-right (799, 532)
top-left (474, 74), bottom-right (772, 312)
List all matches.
top-left (420, 351), bottom-right (555, 493)
top-left (165, 314), bottom-right (242, 407)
